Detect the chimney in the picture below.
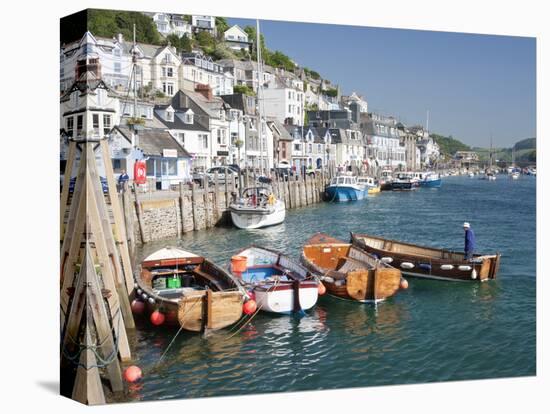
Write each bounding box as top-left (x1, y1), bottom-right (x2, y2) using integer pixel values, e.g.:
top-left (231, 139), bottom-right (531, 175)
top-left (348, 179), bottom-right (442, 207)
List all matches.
top-left (195, 83), bottom-right (213, 100)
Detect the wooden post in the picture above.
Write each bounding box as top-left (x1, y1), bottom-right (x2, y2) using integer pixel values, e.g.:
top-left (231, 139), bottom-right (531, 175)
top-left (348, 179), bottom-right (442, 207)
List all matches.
top-left (225, 172), bottom-right (230, 209)
top-left (179, 182), bottom-right (187, 234)
top-left (60, 139), bottom-right (77, 239)
top-left (287, 175), bottom-right (293, 209)
top-left (191, 182), bottom-right (199, 231)
top-left (204, 176), bottom-right (211, 228)
top-left (206, 289), bottom-right (213, 329)
top-left (133, 183), bottom-right (147, 244)
top-left (122, 182), bottom-right (135, 260)
top-left (213, 172), bottom-right (220, 223)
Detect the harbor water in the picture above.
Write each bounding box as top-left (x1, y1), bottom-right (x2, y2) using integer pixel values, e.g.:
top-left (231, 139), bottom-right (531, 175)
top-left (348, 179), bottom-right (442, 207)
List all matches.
top-left (126, 175), bottom-right (536, 401)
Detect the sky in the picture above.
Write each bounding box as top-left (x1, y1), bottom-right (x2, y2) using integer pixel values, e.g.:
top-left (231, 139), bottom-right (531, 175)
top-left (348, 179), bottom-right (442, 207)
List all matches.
top-left (228, 17), bottom-right (536, 148)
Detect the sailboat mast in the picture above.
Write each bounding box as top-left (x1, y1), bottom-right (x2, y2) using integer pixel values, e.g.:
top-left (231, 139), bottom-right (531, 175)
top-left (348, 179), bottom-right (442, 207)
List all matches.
top-left (255, 19), bottom-right (264, 176)
top-left (133, 24), bottom-right (137, 120)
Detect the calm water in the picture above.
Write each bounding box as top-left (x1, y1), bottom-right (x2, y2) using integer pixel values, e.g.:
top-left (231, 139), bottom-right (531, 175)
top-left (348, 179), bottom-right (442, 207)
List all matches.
top-left (124, 175), bottom-right (536, 402)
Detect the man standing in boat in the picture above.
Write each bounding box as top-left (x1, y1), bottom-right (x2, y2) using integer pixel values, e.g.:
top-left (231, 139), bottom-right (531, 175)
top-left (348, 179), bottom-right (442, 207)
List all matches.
top-left (463, 222), bottom-right (476, 260)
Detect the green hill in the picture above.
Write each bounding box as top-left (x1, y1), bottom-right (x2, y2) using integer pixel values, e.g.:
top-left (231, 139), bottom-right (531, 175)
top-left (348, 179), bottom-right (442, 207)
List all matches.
top-left (430, 133), bottom-right (471, 157)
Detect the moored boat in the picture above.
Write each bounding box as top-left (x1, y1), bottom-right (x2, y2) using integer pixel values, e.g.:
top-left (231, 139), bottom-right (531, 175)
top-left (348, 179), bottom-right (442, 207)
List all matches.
top-left (391, 172), bottom-right (420, 191)
top-left (229, 246), bottom-right (319, 314)
top-left (301, 233), bottom-right (404, 303)
top-left (325, 175), bottom-right (367, 202)
top-left (135, 247), bottom-right (247, 332)
top-left (229, 187), bottom-right (285, 229)
top-left (418, 171), bottom-right (442, 188)
top-left (351, 232), bottom-right (501, 282)
top-left (379, 169), bottom-right (393, 191)
top-left (357, 176), bottom-right (381, 194)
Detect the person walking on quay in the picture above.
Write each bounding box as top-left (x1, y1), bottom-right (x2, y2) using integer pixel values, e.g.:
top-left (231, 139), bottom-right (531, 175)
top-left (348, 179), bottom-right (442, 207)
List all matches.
top-left (118, 169), bottom-right (129, 193)
top-left (463, 222), bottom-right (476, 260)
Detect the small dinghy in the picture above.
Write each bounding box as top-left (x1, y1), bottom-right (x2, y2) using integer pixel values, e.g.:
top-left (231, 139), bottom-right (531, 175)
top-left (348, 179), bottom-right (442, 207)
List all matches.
top-left (135, 247), bottom-right (248, 332)
top-left (301, 233), bottom-right (405, 303)
top-left (229, 246), bottom-right (319, 314)
top-left (350, 233), bottom-right (501, 282)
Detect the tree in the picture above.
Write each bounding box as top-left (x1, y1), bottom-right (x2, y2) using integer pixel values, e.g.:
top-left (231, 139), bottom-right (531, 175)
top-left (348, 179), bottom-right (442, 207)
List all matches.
top-left (215, 17), bottom-right (229, 38)
top-left (165, 33), bottom-right (192, 53)
top-left (195, 30), bottom-right (216, 54)
top-left (233, 84), bottom-right (256, 96)
top-left (267, 51), bottom-right (295, 71)
top-left (87, 9), bottom-right (163, 45)
top-left (324, 87), bottom-right (338, 98)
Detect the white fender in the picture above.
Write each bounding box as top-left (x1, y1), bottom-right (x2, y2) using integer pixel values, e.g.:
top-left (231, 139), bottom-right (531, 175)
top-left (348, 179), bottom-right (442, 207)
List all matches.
top-left (381, 257), bottom-right (394, 263)
top-left (471, 268), bottom-right (477, 280)
top-left (322, 276), bottom-right (335, 283)
top-left (458, 265), bottom-right (472, 271)
top-left (400, 262), bottom-right (414, 269)
top-left (440, 264), bottom-right (454, 270)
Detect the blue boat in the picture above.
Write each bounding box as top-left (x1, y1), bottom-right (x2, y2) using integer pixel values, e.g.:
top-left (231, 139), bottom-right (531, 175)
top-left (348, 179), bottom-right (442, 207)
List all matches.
top-left (325, 175), bottom-right (367, 202)
top-left (413, 171), bottom-right (442, 188)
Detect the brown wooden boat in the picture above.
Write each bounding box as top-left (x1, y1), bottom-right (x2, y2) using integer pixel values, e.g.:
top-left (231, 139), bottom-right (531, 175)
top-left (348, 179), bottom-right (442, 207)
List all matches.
top-left (301, 233), bottom-right (404, 302)
top-left (351, 233), bottom-right (501, 282)
top-left (136, 247), bottom-right (246, 332)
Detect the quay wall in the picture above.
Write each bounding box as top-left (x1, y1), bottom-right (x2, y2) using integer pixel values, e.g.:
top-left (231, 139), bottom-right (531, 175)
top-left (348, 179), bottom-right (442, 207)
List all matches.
top-left (122, 173), bottom-right (331, 246)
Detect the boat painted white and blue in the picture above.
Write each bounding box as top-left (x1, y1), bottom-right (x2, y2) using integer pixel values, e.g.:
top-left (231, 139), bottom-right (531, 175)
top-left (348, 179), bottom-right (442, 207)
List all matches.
top-left (325, 175), bottom-right (367, 202)
top-left (418, 172), bottom-right (442, 188)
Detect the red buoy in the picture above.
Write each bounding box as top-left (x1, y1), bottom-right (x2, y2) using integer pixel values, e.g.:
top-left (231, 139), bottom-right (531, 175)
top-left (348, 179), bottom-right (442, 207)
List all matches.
top-left (150, 310), bottom-right (165, 326)
top-left (400, 278), bottom-right (409, 290)
top-left (317, 282), bottom-right (326, 296)
top-left (243, 299), bottom-right (257, 315)
top-left (124, 365), bottom-right (142, 383)
top-left (131, 299), bottom-right (145, 315)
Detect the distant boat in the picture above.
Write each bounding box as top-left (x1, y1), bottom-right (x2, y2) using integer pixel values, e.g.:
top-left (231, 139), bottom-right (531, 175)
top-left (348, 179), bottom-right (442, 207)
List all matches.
top-left (379, 169), bottom-right (393, 191)
top-left (351, 233), bottom-right (501, 282)
top-left (229, 186), bottom-right (286, 229)
top-left (136, 247), bottom-right (246, 332)
top-left (229, 246), bottom-right (319, 314)
top-left (392, 172), bottom-right (420, 191)
top-left (301, 233), bottom-right (404, 303)
top-left (357, 176), bottom-right (381, 194)
top-left (325, 175), bottom-right (367, 202)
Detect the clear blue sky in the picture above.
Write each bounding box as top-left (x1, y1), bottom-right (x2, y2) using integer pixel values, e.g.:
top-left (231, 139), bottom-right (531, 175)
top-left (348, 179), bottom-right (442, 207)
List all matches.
top-left (228, 18), bottom-right (536, 148)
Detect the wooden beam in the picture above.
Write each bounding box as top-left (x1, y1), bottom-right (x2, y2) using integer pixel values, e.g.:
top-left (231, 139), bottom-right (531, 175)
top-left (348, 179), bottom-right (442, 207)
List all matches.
top-left (133, 183), bottom-right (147, 243)
top-left (60, 140), bottom-right (77, 239)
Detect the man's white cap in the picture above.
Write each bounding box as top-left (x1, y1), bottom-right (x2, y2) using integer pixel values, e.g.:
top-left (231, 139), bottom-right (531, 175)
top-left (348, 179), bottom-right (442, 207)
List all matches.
top-left (463, 222), bottom-right (470, 228)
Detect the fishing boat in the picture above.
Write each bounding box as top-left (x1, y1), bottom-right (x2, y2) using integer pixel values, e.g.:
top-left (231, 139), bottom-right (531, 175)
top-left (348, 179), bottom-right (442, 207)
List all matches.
top-left (357, 176), bottom-right (381, 194)
top-left (325, 175), bottom-right (367, 202)
top-left (229, 186), bottom-right (286, 229)
top-left (301, 233), bottom-right (404, 303)
top-left (135, 247), bottom-right (247, 332)
top-left (391, 172), bottom-right (419, 191)
top-left (379, 169), bottom-right (393, 191)
top-left (229, 246), bottom-right (319, 314)
top-left (350, 233), bottom-right (501, 282)
top-left (418, 171), bottom-right (442, 188)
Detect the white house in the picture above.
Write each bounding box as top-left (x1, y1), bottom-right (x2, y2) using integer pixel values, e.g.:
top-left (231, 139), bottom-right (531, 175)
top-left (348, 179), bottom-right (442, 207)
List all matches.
top-left (180, 52), bottom-right (234, 96)
top-left (224, 25), bottom-right (251, 52)
top-left (191, 15), bottom-right (216, 35)
top-left (146, 13), bottom-right (192, 38)
top-left (263, 74), bottom-right (305, 127)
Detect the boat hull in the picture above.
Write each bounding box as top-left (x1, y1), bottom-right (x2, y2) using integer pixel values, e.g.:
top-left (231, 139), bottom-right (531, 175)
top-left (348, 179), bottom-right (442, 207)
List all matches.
top-left (392, 181), bottom-right (418, 191)
top-left (325, 185), bottom-right (366, 202)
top-left (420, 178), bottom-right (442, 188)
top-left (253, 281), bottom-right (318, 314)
top-left (230, 201), bottom-right (286, 229)
top-left (351, 233), bottom-right (501, 282)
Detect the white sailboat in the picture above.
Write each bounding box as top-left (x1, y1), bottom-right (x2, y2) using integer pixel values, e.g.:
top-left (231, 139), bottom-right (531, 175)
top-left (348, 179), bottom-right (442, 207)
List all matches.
top-left (229, 20), bottom-right (286, 230)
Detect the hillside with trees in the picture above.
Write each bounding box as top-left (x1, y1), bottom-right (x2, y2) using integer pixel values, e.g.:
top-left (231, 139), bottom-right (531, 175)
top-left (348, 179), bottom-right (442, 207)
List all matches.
top-left (430, 133), bottom-right (471, 157)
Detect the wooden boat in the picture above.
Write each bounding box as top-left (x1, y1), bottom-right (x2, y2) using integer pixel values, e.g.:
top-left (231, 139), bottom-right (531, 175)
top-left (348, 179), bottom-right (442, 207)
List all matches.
top-left (351, 233), bottom-right (501, 282)
top-left (229, 246), bottom-right (319, 314)
top-left (301, 233), bottom-right (404, 303)
top-left (136, 247), bottom-right (247, 332)
top-left (229, 187), bottom-right (285, 229)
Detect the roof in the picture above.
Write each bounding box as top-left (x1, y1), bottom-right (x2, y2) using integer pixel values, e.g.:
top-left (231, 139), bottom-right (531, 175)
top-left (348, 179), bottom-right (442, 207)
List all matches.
top-left (143, 247), bottom-right (198, 262)
top-left (115, 126), bottom-right (191, 158)
top-left (267, 119), bottom-right (293, 141)
top-left (154, 107), bottom-right (209, 132)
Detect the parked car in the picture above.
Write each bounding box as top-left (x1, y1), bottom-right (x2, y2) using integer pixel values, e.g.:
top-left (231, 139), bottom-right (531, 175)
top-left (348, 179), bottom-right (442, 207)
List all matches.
top-left (193, 166), bottom-right (239, 185)
top-left (273, 167), bottom-right (294, 181)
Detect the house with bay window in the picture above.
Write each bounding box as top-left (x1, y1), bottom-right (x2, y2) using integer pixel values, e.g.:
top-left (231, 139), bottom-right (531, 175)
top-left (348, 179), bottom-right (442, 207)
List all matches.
top-left (361, 113), bottom-right (406, 169)
top-left (180, 52), bottom-right (234, 96)
top-left (223, 25), bottom-right (252, 52)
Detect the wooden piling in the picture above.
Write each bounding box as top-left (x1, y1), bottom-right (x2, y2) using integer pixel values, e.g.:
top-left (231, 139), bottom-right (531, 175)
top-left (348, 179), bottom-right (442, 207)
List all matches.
top-left (133, 184), bottom-right (147, 244)
top-left (213, 172), bottom-right (220, 223)
top-left (191, 182), bottom-right (199, 231)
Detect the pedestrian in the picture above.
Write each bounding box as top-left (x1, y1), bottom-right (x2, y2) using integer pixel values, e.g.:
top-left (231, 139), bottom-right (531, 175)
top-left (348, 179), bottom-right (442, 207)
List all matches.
top-left (463, 222), bottom-right (476, 260)
top-left (118, 169), bottom-right (129, 193)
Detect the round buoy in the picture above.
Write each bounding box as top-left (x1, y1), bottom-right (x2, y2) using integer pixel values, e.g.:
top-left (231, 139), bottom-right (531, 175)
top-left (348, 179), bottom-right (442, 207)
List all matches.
top-left (400, 278), bottom-right (409, 289)
top-left (150, 310), bottom-right (165, 326)
top-left (124, 365), bottom-right (142, 383)
top-left (131, 299), bottom-right (145, 315)
top-left (318, 282), bottom-right (326, 296)
top-left (243, 299), bottom-right (257, 315)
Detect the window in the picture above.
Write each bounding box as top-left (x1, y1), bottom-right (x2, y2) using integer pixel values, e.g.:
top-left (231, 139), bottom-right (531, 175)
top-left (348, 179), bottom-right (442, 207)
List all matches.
top-left (288, 105), bottom-right (292, 113)
top-left (103, 115), bottom-right (111, 136)
top-left (76, 115), bottom-right (83, 135)
top-left (161, 67), bottom-right (166, 77)
top-left (166, 159), bottom-right (177, 176)
top-left (294, 143), bottom-right (301, 151)
top-left (177, 133), bottom-right (185, 145)
top-left (200, 134), bottom-right (209, 149)
top-left (308, 143), bottom-right (312, 153)
top-left (165, 110), bottom-right (174, 122)
top-left (114, 62), bottom-right (121, 73)
top-left (114, 48), bottom-right (121, 57)
top-left (146, 158), bottom-right (155, 176)
top-left (184, 113), bottom-right (193, 124)
top-left (217, 129), bottom-right (226, 145)
top-left (162, 82), bottom-right (174, 95)
top-left (318, 144), bottom-right (322, 152)
top-left (167, 67), bottom-right (173, 77)
top-left (92, 114), bottom-right (99, 134)
top-left (164, 54), bottom-right (172, 63)
top-left (66, 117), bottom-right (74, 137)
